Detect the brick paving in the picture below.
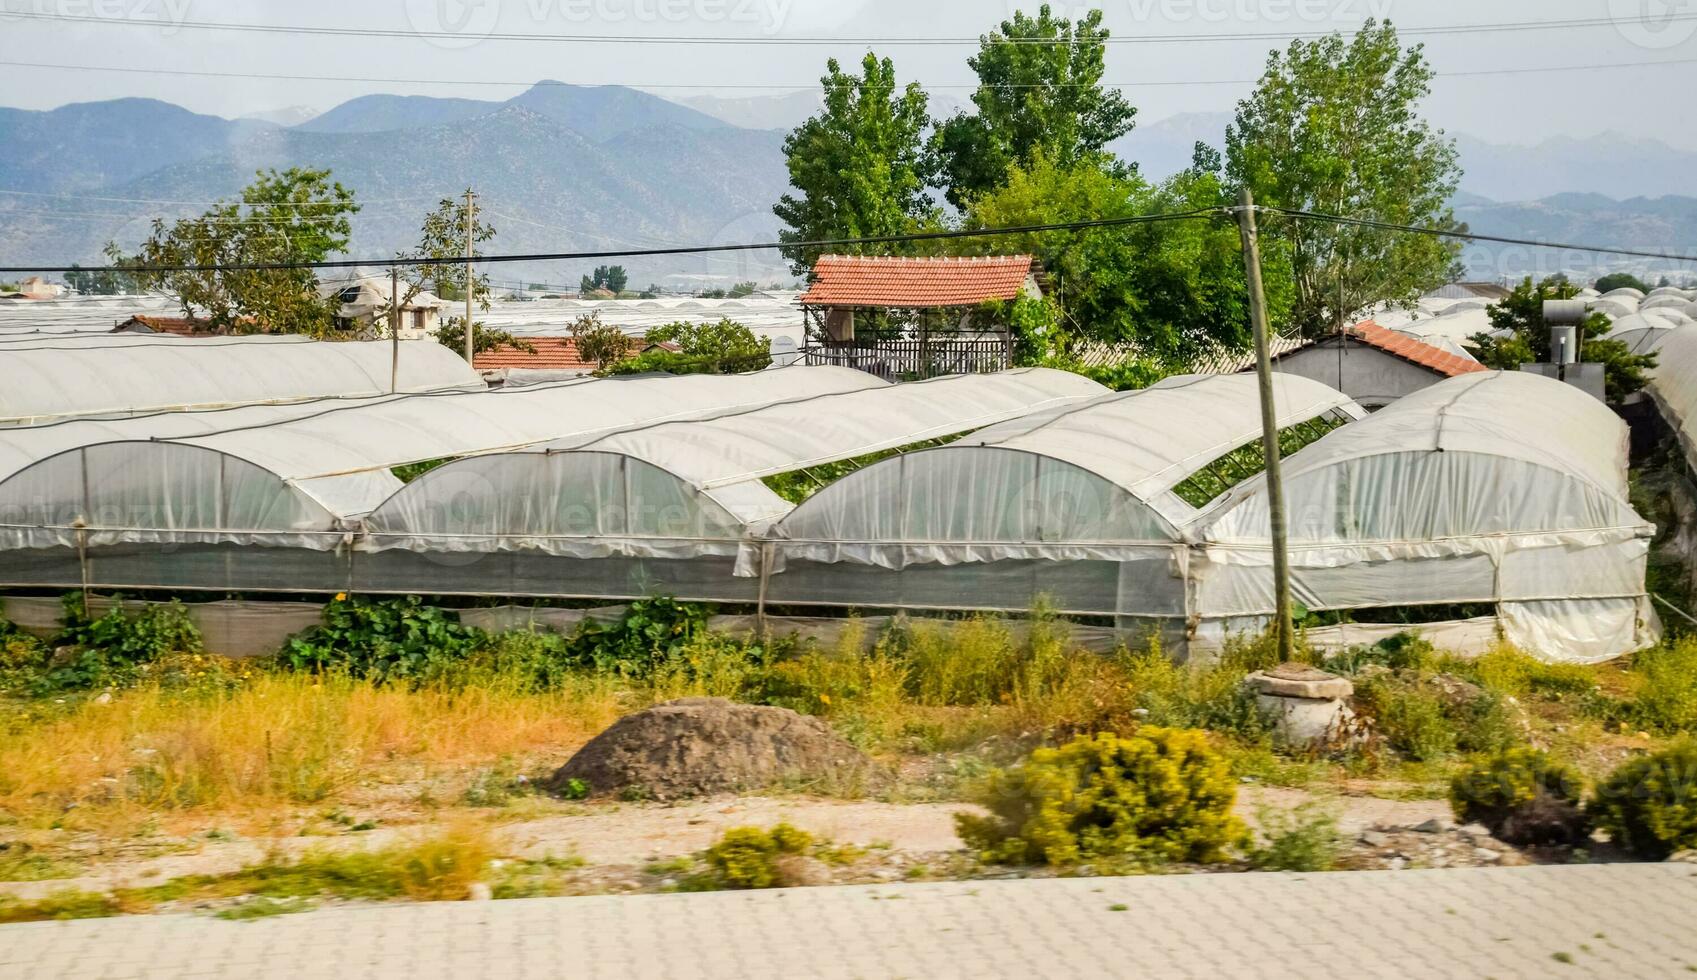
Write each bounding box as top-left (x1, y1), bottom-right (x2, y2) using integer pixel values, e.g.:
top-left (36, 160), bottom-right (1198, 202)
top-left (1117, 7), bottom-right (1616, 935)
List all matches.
top-left (2, 864), bottom-right (1695, 979)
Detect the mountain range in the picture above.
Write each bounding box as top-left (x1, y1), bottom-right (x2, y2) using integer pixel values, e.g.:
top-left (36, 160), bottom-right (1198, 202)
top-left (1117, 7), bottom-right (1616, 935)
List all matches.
top-left (3, 87), bottom-right (1695, 285)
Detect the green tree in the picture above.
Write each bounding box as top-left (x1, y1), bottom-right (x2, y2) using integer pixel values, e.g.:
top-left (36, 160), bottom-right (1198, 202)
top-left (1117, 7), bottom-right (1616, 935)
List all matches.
top-left (395, 192), bottom-right (519, 355)
top-left (569, 312), bottom-right (634, 370)
top-left (65, 251), bottom-right (135, 296)
top-left (1470, 276), bottom-right (1655, 404)
top-left (579, 265), bottom-right (629, 295)
top-left (1594, 272), bottom-right (1650, 294)
top-left (962, 153), bottom-right (1284, 363)
top-left (773, 52), bottom-right (940, 275)
top-left (608, 317), bottom-right (772, 375)
top-left (933, 5), bottom-right (1136, 209)
top-left (1225, 20), bottom-right (1462, 335)
top-left (125, 167), bottom-right (358, 335)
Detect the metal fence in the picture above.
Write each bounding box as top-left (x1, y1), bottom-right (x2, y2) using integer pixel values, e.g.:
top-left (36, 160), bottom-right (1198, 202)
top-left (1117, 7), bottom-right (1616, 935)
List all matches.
top-left (803, 339), bottom-right (1011, 380)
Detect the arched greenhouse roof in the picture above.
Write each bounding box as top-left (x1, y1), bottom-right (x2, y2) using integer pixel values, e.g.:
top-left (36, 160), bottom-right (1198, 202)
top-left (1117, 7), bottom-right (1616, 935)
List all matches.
top-left (1202, 371), bottom-right (1639, 548)
top-left (1609, 311), bottom-right (1684, 354)
top-left (359, 369), bottom-right (1109, 555)
top-left (0, 337), bottom-right (485, 425)
top-left (765, 373), bottom-right (1362, 569)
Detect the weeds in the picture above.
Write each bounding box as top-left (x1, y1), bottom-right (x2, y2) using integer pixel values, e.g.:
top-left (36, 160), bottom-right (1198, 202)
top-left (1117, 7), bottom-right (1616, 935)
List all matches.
top-left (1246, 804), bottom-right (1344, 872)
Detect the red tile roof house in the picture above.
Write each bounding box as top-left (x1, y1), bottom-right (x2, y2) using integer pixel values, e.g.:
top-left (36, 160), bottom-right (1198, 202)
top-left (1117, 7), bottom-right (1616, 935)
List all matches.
top-left (797, 254), bottom-right (1042, 379)
top-left (1254, 319), bottom-right (1486, 409)
top-left (473, 336), bottom-right (679, 383)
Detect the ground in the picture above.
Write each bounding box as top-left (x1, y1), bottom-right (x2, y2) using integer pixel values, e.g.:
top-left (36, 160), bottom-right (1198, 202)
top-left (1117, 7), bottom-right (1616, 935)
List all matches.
top-left (6, 864), bottom-right (1696, 979)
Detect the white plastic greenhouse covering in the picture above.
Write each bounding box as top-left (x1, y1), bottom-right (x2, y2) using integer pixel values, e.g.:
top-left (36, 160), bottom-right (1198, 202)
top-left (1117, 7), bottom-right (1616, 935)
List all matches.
top-left (1609, 311), bottom-right (1686, 354)
top-left (1198, 371), bottom-right (1655, 663)
top-left (0, 367), bottom-right (885, 553)
top-left (0, 337), bottom-right (485, 425)
top-left (1645, 324), bottom-right (1697, 475)
top-left (759, 374), bottom-right (1363, 625)
top-left (358, 368), bottom-right (1109, 559)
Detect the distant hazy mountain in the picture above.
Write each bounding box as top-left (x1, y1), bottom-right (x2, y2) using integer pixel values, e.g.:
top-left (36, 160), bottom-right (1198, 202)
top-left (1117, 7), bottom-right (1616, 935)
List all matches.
top-left (241, 105), bottom-right (321, 128)
top-left (0, 98), bottom-right (274, 194)
top-left (6, 90), bottom-right (1696, 287)
top-left (0, 91), bottom-right (791, 284)
top-left (302, 81), bottom-right (729, 140)
top-left (1109, 112), bottom-right (1235, 180)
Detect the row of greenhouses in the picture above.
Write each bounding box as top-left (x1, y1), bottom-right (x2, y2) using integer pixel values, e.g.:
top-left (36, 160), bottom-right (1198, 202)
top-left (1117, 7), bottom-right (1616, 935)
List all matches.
top-left (0, 334), bottom-right (1656, 661)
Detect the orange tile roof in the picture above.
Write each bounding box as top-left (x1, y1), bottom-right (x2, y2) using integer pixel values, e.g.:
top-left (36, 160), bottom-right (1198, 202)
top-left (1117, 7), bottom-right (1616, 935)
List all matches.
top-left (474, 336), bottom-right (594, 372)
top-left (473, 337), bottom-right (679, 372)
top-left (1349, 320), bottom-right (1488, 377)
top-left (799, 254), bottom-right (1034, 308)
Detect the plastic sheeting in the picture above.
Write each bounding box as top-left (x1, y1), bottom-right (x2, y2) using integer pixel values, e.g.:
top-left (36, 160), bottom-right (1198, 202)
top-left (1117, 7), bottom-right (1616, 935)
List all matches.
top-left (767, 373), bottom-right (1364, 572)
top-left (1198, 371), bottom-right (1655, 662)
top-left (1608, 311), bottom-right (1685, 355)
top-left (0, 338), bottom-right (484, 424)
top-left (0, 367), bottom-right (885, 548)
top-left (1647, 325), bottom-right (1697, 476)
top-left (359, 369), bottom-right (1109, 557)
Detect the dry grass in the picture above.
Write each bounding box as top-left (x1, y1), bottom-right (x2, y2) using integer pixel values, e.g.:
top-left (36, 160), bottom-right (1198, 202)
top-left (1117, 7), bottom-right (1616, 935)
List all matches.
top-left (0, 672), bottom-right (625, 832)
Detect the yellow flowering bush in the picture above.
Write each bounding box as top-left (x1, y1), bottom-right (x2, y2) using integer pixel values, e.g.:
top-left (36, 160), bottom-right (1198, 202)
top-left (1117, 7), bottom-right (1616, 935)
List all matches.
top-left (957, 729), bottom-right (1247, 866)
top-left (701, 823), bottom-right (814, 889)
top-left (1589, 741), bottom-right (1697, 859)
top-left (1448, 747), bottom-right (1588, 846)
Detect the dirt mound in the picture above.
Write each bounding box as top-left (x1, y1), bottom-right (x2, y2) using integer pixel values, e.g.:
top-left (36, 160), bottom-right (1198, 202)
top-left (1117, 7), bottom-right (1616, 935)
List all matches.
top-left (549, 698), bottom-right (873, 801)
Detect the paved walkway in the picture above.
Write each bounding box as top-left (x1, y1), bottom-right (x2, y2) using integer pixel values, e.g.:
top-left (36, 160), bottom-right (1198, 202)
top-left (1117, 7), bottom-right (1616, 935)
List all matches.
top-left (3, 864), bottom-right (1695, 979)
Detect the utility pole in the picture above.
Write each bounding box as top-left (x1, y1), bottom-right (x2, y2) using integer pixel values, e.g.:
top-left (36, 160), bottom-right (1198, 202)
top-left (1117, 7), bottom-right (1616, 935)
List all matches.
top-left (463, 187), bottom-right (476, 364)
top-left (389, 266), bottom-right (401, 394)
top-left (1235, 187), bottom-right (1295, 662)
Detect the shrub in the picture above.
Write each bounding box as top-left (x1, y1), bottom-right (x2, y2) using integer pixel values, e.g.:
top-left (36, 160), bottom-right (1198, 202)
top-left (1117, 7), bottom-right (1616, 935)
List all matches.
top-left (283, 595), bottom-right (485, 683)
top-left (701, 823), bottom-right (814, 889)
top-left (1352, 672), bottom-right (1518, 762)
top-left (1625, 640), bottom-right (1697, 735)
top-left (1247, 804), bottom-right (1344, 871)
top-left (569, 597), bottom-right (712, 679)
top-left (1590, 741), bottom-right (1697, 860)
top-left (957, 729), bottom-right (1247, 866)
top-left (28, 595), bottom-right (202, 693)
top-left (1449, 748), bottom-right (1589, 846)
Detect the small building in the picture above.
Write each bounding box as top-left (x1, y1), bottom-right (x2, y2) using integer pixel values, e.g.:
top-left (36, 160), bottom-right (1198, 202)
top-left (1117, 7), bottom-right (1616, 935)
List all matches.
top-left (318, 275), bottom-right (444, 339)
top-left (1259, 320), bottom-right (1486, 410)
top-left (472, 336), bottom-right (679, 385)
top-left (798, 254), bottom-right (1041, 379)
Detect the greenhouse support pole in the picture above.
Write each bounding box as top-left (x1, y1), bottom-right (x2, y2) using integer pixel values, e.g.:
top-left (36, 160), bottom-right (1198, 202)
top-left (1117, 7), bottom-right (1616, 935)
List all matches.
top-left (1234, 187), bottom-right (1295, 662)
top-left (389, 267), bottom-right (400, 394)
top-left (463, 188), bottom-right (476, 364)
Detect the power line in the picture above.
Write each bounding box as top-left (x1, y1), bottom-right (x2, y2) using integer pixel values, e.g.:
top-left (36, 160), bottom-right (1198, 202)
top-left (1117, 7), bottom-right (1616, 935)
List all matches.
top-left (0, 209), bottom-right (1222, 274)
top-left (6, 55), bottom-right (1694, 93)
top-left (1262, 206), bottom-right (1697, 263)
top-left (6, 206), bottom-right (1695, 278)
top-left (10, 9), bottom-right (1690, 45)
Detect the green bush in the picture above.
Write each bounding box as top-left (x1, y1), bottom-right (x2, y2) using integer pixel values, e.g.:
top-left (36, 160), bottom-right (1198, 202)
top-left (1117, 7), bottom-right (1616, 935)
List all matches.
top-left (283, 595), bottom-right (485, 683)
top-left (19, 594), bottom-right (203, 694)
top-left (1353, 672), bottom-right (1518, 762)
top-left (957, 729), bottom-right (1248, 866)
top-left (569, 597), bottom-right (711, 679)
top-left (1449, 748), bottom-right (1589, 846)
top-left (1590, 742), bottom-right (1697, 859)
top-left (1624, 641), bottom-right (1697, 735)
top-left (701, 823), bottom-right (814, 889)
top-left (1247, 804), bottom-right (1344, 872)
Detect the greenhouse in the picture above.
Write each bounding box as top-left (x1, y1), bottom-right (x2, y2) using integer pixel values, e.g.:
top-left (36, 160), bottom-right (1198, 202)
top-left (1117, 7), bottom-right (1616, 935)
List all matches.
top-left (0, 336), bottom-right (485, 425)
top-left (0, 367), bottom-right (885, 590)
top-left (350, 369), bottom-right (1107, 597)
top-left (1608, 311), bottom-right (1687, 354)
top-left (1646, 324), bottom-right (1697, 473)
top-left (758, 374), bottom-right (1363, 630)
top-left (1196, 371), bottom-right (1656, 662)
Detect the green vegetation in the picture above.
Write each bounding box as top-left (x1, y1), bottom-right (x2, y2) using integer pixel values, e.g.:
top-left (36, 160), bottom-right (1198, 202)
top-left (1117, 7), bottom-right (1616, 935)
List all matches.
top-left (580, 265), bottom-right (628, 295)
top-left (699, 823), bottom-right (815, 889)
top-left (1594, 273), bottom-right (1649, 294)
top-left (957, 729), bottom-right (1248, 866)
top-left (1247, 804), bottom-right (1344, 872)
top-left (1589, 741), bottom-right (1697, 859)
top-left (0, 595), bottom-right (201, 696)
top-left (1471, 275), bottom-right (1656, 403)
top-left (762, 433), bottom-right (965, 504)
top-left (1171, 412), bottom-right (1352, 508)
top-left (1225, 19), bottom-right (1461, 334)
top-left (1449, 748), bottom-right (1589, 846)
top-left (118, 167), bottom-right (359, 336)
top-left (607, 317), bottom-right (772, 375)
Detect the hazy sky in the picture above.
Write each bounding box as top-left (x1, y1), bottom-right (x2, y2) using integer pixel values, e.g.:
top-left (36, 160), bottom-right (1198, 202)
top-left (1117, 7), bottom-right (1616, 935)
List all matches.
top-left (3, 0), bottom-right (1695, 148)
